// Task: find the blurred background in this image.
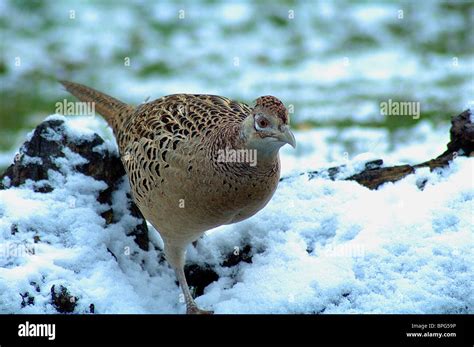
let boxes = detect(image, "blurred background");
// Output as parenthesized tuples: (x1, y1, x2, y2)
(0, 0, 473, 172)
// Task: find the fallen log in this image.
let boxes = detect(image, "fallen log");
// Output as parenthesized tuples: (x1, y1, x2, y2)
(0, 119, 150, 251)
(281, 109, 473, 189)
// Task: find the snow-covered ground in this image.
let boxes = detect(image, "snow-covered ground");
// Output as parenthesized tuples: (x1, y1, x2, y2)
(0, 0, 472, 314)
(0, 115, 472, 314)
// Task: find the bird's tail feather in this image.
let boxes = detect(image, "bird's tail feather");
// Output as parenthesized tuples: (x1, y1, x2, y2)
(59, 80, 133, 135)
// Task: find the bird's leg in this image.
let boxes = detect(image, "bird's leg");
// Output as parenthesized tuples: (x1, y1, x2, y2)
(174, 265, 213, 314)
(164, 241, 213, 314)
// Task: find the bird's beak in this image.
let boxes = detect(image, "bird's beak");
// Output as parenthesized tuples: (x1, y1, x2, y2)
(278, 126, 296, 148)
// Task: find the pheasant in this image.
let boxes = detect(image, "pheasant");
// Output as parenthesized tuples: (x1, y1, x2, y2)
(60, 81, 296, 314)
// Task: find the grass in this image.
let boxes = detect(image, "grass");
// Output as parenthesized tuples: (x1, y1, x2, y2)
(1, 0, 472, 157)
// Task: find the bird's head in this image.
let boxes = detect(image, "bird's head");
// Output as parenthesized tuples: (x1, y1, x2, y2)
(241, 96, 296, 155)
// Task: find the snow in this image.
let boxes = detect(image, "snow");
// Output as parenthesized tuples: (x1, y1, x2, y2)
(0, 116, 472, 314)
(194, 156, 473, 314)
(0, 0, 471, 314)
(0, 150, 18, 172)
(278, 120, 450, 177)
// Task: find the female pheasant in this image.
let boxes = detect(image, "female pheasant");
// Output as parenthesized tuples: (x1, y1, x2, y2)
(60, 81, 296, 314)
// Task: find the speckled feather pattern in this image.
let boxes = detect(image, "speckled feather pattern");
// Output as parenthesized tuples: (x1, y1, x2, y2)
(255, 95, 289, 124)
(118, 94, 280, 242)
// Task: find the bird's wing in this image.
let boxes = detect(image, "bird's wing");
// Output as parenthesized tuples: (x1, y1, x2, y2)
(118, 94, 251, 204)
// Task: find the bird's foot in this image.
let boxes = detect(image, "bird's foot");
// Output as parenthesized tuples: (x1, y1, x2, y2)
(186, 305, 214, 314)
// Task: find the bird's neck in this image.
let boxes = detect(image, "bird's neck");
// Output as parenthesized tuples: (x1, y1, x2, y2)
(212, 124, 278, 171)
(235, 127, 280, 169)
(250, 144, 280, 167)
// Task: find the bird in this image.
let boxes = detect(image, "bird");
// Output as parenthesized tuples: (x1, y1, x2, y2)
(59, 81, 296, 314)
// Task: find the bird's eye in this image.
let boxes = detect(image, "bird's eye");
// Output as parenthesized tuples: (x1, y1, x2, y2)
(257, 118, 269, 129)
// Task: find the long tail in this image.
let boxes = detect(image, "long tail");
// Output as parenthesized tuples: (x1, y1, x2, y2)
(59, 80, 134, 135)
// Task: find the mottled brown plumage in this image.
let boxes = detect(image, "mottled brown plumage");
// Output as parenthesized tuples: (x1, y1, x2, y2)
(60, 80, 296, 314)
(255, 95, 289, 124)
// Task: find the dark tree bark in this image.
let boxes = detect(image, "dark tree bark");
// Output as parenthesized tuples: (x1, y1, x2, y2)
(281, 109, 473, 189)
(0, 119, 149, 251)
